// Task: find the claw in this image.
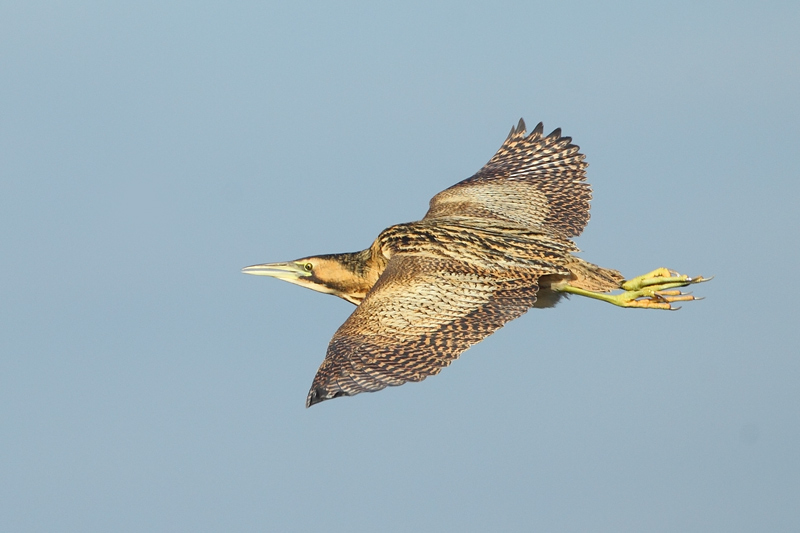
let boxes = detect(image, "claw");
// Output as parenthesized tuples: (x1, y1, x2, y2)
(557, 267, 710, 310)
(619, 270, 709, 309)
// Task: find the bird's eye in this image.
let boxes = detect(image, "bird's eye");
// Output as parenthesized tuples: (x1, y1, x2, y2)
(304, 262, 313, 272)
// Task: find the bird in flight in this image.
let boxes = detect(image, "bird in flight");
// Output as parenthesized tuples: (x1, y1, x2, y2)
(243, 119, 709, 407)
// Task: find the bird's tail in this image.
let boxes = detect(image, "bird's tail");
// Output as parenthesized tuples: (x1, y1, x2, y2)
(564, 256, 624, 292)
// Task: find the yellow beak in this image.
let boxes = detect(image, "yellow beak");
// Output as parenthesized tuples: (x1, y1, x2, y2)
(241, 262, 311, 280)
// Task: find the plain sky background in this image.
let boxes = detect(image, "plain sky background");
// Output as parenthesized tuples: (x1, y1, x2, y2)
(2, 1, 799, 531)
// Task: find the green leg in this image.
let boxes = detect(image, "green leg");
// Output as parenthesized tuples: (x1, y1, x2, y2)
(556, 268, 711, 310)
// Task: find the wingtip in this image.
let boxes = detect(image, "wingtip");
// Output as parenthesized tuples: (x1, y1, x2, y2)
(305, 386, 346, 408)
(523, 121, 545, 140)
(507, 118, 527, 140)
(306, 387, 323, 408)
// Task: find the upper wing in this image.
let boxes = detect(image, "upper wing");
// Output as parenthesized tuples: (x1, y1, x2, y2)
(424, 119, 591, 238)
(305, 255, 540, 406)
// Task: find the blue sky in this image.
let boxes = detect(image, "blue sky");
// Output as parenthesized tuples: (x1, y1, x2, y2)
(2, 2, 799, 531)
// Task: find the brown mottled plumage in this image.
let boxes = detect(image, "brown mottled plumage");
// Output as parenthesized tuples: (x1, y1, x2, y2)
(243, 119, 708, 407)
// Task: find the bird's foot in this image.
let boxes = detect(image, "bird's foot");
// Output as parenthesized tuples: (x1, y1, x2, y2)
(613, 268, 711, 310)
(556, 268, 711, 310)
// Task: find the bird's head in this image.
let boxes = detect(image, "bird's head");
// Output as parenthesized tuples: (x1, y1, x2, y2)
(242, 252, 376, 305)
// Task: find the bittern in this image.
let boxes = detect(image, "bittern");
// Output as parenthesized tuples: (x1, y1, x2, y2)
(244, 119, 709, 407)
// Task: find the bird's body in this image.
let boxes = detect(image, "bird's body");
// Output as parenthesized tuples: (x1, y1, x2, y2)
(244, 119, 708, 407)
